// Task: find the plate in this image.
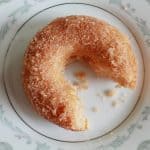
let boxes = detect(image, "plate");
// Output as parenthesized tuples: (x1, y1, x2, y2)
(0, 0, 150, 150)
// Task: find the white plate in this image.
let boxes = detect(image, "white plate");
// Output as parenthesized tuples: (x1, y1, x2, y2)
(0, 0, 150, 150)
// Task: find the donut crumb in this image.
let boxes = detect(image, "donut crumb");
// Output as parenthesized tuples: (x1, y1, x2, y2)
(91, 106, 99, 112)
(81, 79, 88, 89)
(73, 71, 88, 90)
(112, 101, 117, 107)
(104, 89, 116, 97)
(74, 71, 86, 80)
(73, 80, 88, 90)
(112, 100, 121, 107)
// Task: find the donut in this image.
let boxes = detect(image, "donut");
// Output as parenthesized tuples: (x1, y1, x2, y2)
(22, 16, 137, 131)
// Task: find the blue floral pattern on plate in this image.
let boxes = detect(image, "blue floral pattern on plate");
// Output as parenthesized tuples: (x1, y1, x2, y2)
(0, 0, 150, 149)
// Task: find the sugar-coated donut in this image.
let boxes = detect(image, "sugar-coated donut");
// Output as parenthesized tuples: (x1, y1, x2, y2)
(22, 16, 137, 131)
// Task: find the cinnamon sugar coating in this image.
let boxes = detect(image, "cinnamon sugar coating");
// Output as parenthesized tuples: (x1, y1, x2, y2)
(22, 16, 137, 131)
